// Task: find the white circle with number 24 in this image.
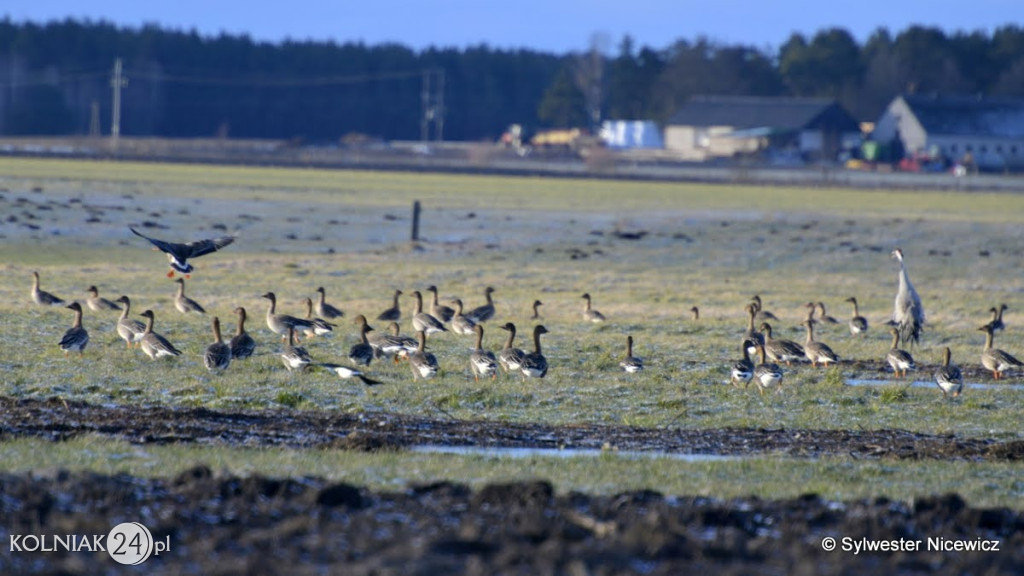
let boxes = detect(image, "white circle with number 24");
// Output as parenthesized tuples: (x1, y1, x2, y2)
(107, 522, 154, 565)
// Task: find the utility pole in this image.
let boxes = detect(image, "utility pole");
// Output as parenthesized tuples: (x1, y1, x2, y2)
(88, 100, 100, 137)
(420, 69, 431, 142)
(420, 68, 445, 142)
(110, 58, 127, 147)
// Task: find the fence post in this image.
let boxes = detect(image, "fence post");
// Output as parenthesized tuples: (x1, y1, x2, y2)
(411, 200, 421, 242)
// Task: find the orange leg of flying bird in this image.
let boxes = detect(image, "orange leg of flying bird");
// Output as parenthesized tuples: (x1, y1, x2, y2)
(185, 274, 191, 279)
(167, 270, 175, 278)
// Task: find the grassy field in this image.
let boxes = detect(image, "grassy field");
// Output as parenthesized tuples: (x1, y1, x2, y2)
(2, 157, 1024, 506)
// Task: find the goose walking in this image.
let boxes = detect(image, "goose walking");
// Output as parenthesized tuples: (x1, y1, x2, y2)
(58, 302, 89, 358)
(802, 320, 839, 368)
(752, 344, 784, 396)
(411, 291, 447, 335)
(935, 347, 963, 398)
(497, 322, 527, 374)
(320, 363, 381, 385)
(465, 286, 496, 324)
(314, 286, 345, 320)
(619, 335, 644, 373)
(173, 278, 206, 314)
(845, 297, 868, 336)
(85, 285, 120, 311)
(31, 271, 65, 306)
(450, 298, 478, 336)
(581, 293, 606, 323)
(138, 310, 182, 359)
(425, 285, 455, 323)
(348, 315, 375, 367)
(408, 330, 439, 380)
(280, 327, 311, 372)
(203, 316, 232, 372)
(302, 297, 336, 339)
(891, 248, 924, 347)
(262, 292, 314, 342)
(759, 322, 804, 366)
(114, 296, 146, 349)
(731, 340, 755, 387)
(885, 327, 916, 379)
(130, 227, 235, 278)
(230, 306, 257, 360)
(979, 323, 1024, 380)
(520, 325, 550, 378)
(377, 289, 402, 322)
(470, 324, 498, 381)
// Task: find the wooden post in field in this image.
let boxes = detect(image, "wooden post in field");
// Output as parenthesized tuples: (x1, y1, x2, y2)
(411, 200, 421, 242)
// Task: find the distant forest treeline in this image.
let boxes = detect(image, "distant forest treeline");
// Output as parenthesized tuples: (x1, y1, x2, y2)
(2, 19, 1024, 141)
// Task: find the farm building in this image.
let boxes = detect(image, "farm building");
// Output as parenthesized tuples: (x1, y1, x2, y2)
(663, 95, 861, 163)
(873, 94, 1024, 171)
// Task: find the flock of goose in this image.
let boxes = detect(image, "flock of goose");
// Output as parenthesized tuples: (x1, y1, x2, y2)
(29, 229, 1024, 398)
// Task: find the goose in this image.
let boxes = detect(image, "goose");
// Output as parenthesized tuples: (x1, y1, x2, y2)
(803, 302, 818, 325)
(425, 285, 455, 323)
(935, 347, 963, 398)
(31, 271, 65, 306)
(138, 310, 182, 359)
(377, 289, 402, 322)
(497, 322, 527, 374)
(302, 297, 336, 339)
(752, 344, 784, 396)
(348, 315, 375, 367)
(280, 326, 311, 372)
(983, 304, 1008, 333)
(845, 297, 868, 336)
(114, 296, 146, 349)
(314, 287, 345, 320)
(581, 293, 606, 323)
(411, 291, 447, 335)
(203, 316, 231, 372)
(891, 248, 924, 347)
(408, 330, 439, 380)
(801, 320, 839, 367)
(450, 298, 478, 336)
(690, 306, 700, 321)
(470, 324, 498, 381)
(320, 363, 381, 385)
(465, 286, 496, 324)
(520, 325, 549, 378)
(731, 340, 755, 387)
(85, 285, 121, 311)
(816, 302, 840, 325)
(262, 292, 314, 342)
(173, 278, 206, 314)
(368, 321, 417, 363)
(743, 303, 765, 355)
(58, 302, 89, 358)
(759, 322, 804, 366)
(750, 295, 779, 324)
(619, 335, 644, 373)
(530, 300, 544, 320)
(229, 306, 257, 360)
(978, 323, 1024, 380)
(885, 327, 916, 379)
(130, 227, 235, 278)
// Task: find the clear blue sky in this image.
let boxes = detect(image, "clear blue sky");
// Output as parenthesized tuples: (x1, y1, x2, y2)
(3, 0, 1020, 54)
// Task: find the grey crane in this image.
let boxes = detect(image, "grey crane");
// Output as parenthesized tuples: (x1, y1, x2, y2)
(891, 248, 924, 348)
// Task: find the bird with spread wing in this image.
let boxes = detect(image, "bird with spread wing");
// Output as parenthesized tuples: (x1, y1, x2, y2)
(130, 227, 235, 277)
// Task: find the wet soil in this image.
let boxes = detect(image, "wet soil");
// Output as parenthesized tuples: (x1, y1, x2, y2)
(2, 397, 1023, 462)
(1, 468, 1022, 575)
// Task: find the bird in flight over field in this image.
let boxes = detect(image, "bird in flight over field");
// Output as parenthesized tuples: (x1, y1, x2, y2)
(130, 227, 236, 277)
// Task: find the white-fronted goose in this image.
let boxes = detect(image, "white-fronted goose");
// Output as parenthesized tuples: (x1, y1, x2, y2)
(411, 291, 447, 335)
(426, 285, 455, 323)
(497, 322, 526, 374)
(450, 298, 478, 336)
(368, 321, 417, 363)
(466, 286, 496, 324)
(750, 295, 779, 324)
(816, 302, 840, 325)
(891, 248, 924, 347)
(139, 310, 182, 359)
(619, 335, 644, 373)
(85, 285, 120, 311)
(731, 340, 755, 387)
(280, 327, 311, 372)
(531, 300, 544, 320)
(760, 322, 804, 366)
(802, 320, 839, 368)
(885, 327, 915, 379)
(130, 227, 235, 278)
(979, 323, 1024, 380)
(230, 306, 257, 360)
(174, 278, 206, 314)
(377, 289, 402, 322)
(743, 303, 765, 355)
(262, 292, 314, 341)
(114, 295, 146, 349)
(983, 304, 1008, 333)
(520, 325, 549, 378)
(752, 344, 784, 396)
(348, 315, 375, 367)
(31, 271, 65, 306)
(314, 286, 345, 320)
(302, 297, 336, 338)
(690, 306, 700, 321)
(320, 363, 381, 385)
(935, 347, 963, 397)
(845, 297, 868, 336)
(470, 324, 498, 381)
(204, 316, 231, 372)
(581, 293, 606, 323)
(408, 330, 439, 380)
(58, 302, 89, 358)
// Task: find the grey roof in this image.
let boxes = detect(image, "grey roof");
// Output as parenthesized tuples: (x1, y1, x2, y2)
(668, 95, 859, 132)
(902, 94, 1024, 139)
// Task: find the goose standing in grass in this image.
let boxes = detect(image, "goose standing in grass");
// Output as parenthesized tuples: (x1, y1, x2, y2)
(983, 304, 1008, 333)
(935, 347, 963, 398)
(368, 321, 417, 363)
(891, 248, 924, 347)
(885, 327, 916, 379)
(743, 304, 765, 355)
(466, 286, 497, 324)
(731, 340, 755, 387)
(130, 227, 235, 278)
(816, 302, 840, 325)
(498, 322, 527, 374)
(85, 285, 120, 311)
(302, 297, 336, 339)
(450, 299, 478, 335)
(280, 327, 311, 372)
(619, 335, 644, 373)
(114, 296, 146, 349)
(262, 292, 313, 342)
(173, 278, 206, 314)
(411, 291, 447, 335)
(520, 325, 550, 378)
(138, 310, 182, 359)
(802, 320, 839, 368)
(425, 285, 455, 323)
(314, 287, 345, 320)
(470, 324, 498, 381)
(58, 302, 89, 358)
(348, 315, 375, 367)
(752, 344, 784, 396)
(377, 289, 403, 322)
(581, 293, 606, 323)
(31, 271, 65, 306)
(750, 295, 779, 324)
(759, 322, 804, 366)
(408, 330, 439, 380)
(229, 307, 256, 360)
(320, 363, 381, 385)
(978, 323, 1024, 380)
(203, 316, 232, 372)
(530, 300, 544, 320)
(690, 306, 700, 321)
(845, 297, 868, 336)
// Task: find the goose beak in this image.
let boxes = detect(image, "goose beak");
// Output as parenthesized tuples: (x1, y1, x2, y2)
(166, 270, 175, 278)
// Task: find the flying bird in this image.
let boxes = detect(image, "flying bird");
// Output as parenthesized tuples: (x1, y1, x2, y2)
(890, 248, 924, 348)
(130, 227, 235, 278)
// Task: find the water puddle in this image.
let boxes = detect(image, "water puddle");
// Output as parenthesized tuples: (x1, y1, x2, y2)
(410, 445, 738, 462)
(846, 379, 1024, 391)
